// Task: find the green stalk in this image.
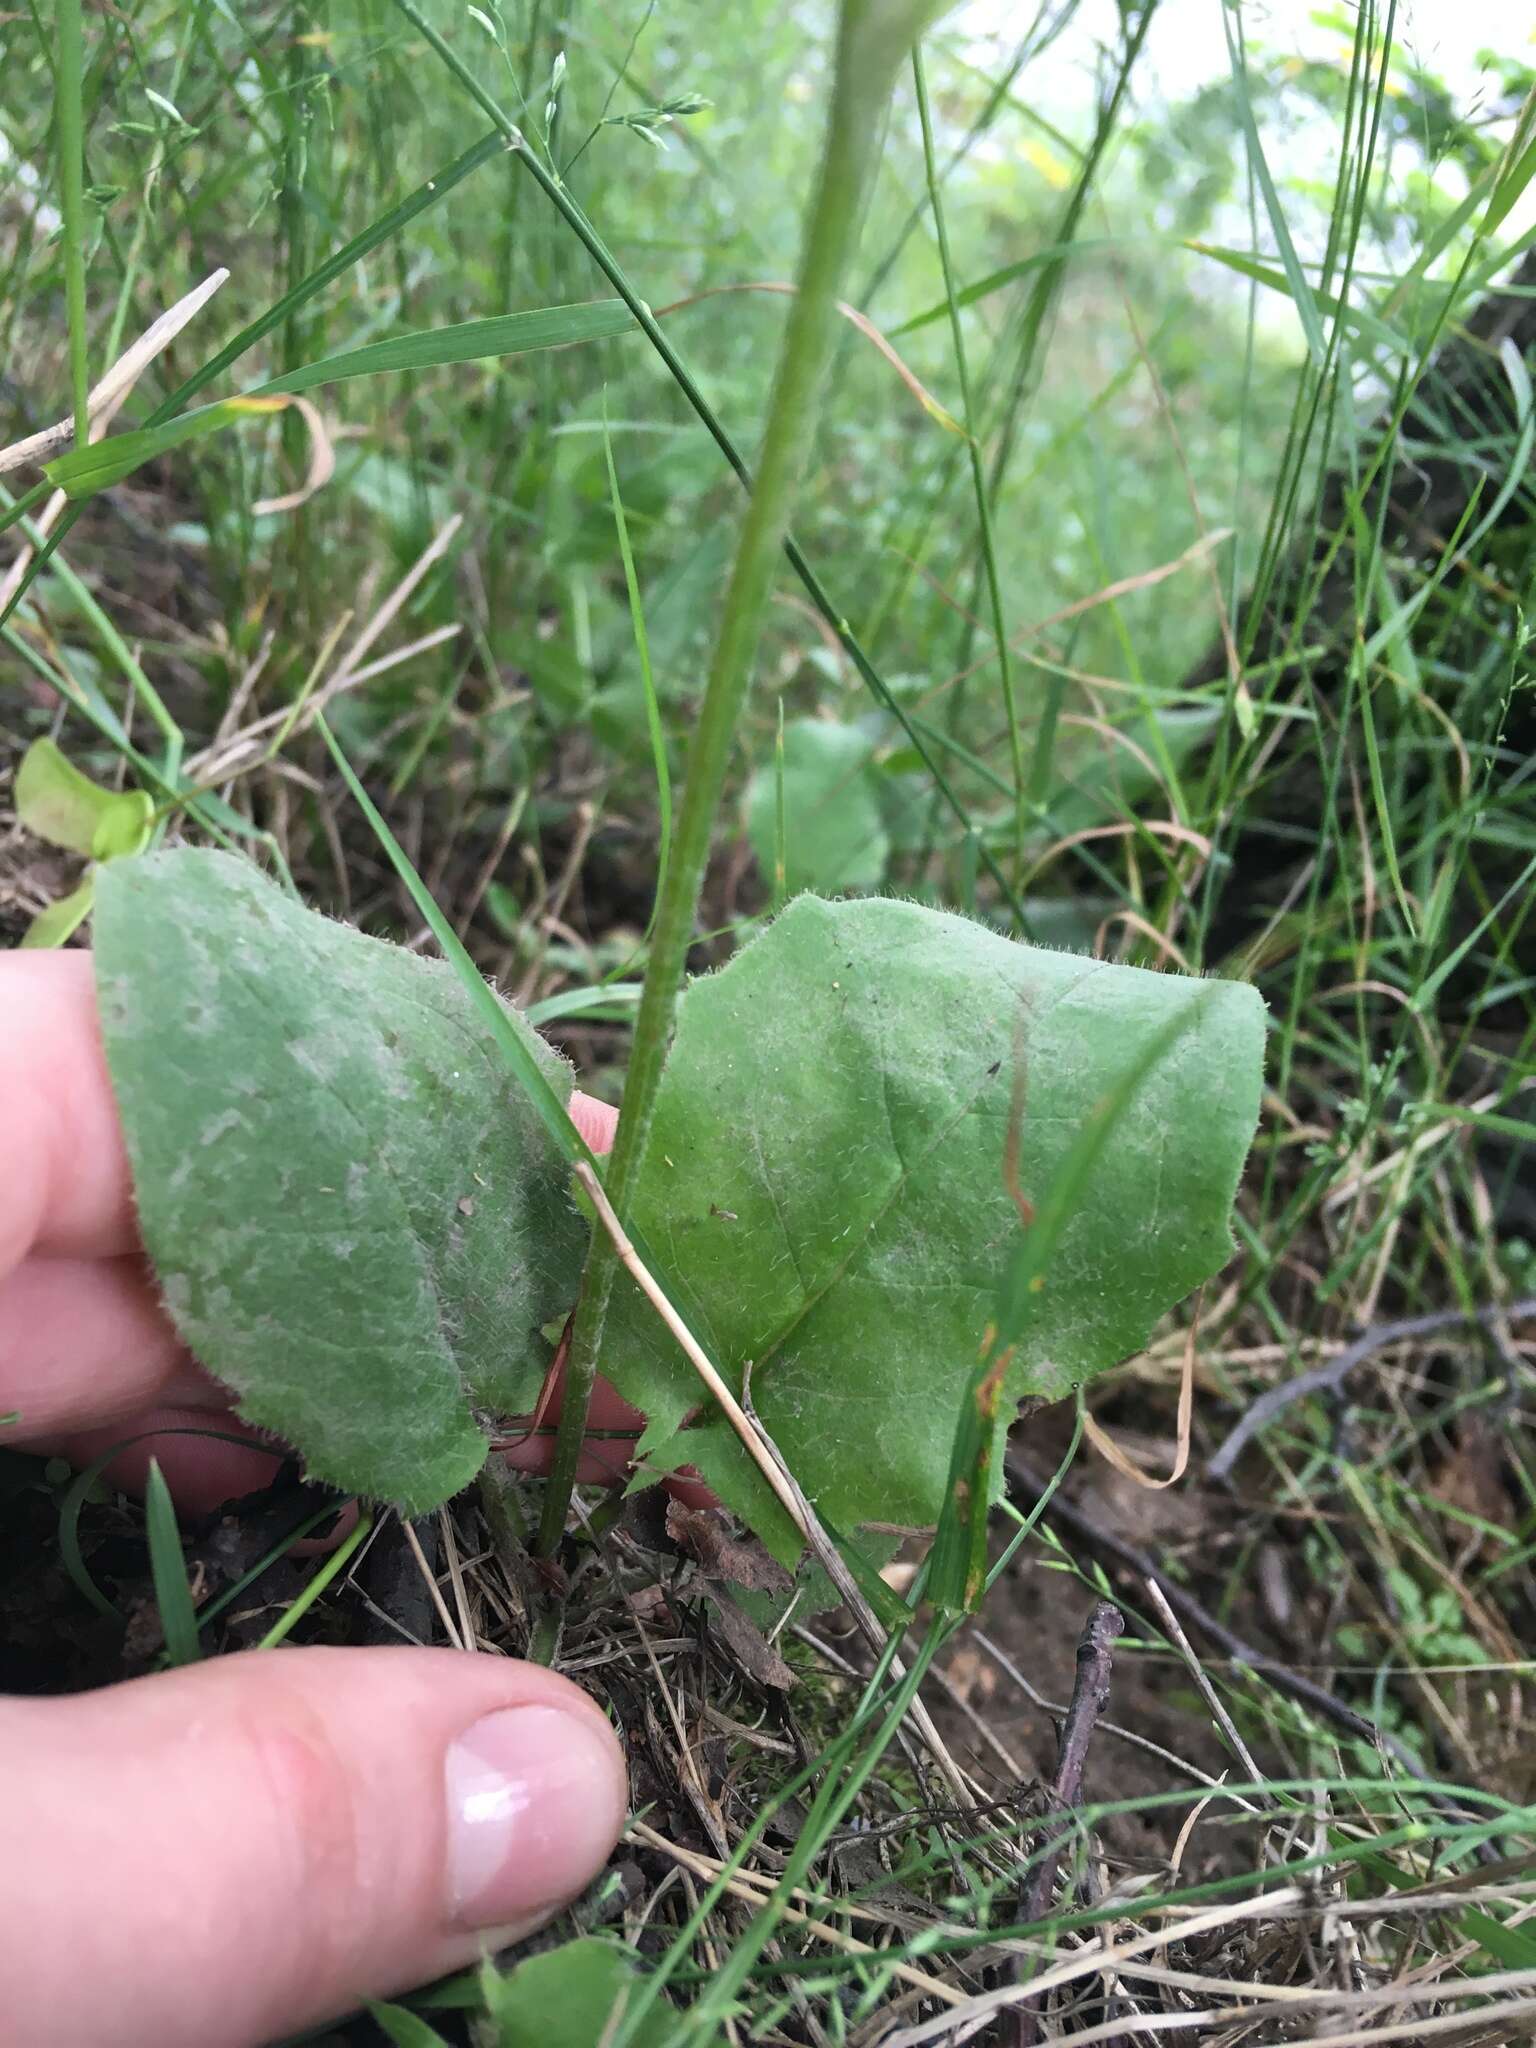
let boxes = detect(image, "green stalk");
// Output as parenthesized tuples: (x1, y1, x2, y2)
(911, 42, 1025, 877)
(536, 0, 942, 1553)
(56, 0, 90, 448)
(603, 407, 671, 932)
(0, 477, 51, 540)
(254, 1508, 374, 1651)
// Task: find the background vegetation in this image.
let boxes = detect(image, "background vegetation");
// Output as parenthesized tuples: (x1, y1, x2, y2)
(3, 0, 1536, 2041)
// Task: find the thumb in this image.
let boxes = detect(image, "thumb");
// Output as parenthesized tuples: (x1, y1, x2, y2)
(2, 1645, 628, 2048)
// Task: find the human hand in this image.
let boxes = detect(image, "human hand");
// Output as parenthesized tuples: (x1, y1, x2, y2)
(1, 951, 629, 2047)
(4, 949, 643, 1506)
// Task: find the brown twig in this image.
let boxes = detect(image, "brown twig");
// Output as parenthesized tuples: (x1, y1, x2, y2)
(1009, 1599, 1123, 2046)
(1206, 1296, 1536, 1482)
(0, 267, 229, 478)
(1021, 1599, 1123, 1925)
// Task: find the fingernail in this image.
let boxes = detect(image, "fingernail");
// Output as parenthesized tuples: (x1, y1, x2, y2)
(445, 1704, 625, 1928)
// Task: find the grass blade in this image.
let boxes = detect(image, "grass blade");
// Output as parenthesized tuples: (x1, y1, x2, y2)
(927, 988, 1216, 1614)
(45, 396, 284, 500)
(525, 982, 644, 1026)
(254, 301, 635, 396)
(1219, 4, 1327, 369)
(55, 1426, 261, 1620)
(367, 2004, 455, 2048)
(912, 41, 1024, 875)
(772, 698, 787, 911)
(1484, 78, 1536, 237)
(144, 129, 512, 426)
(602, 406, 671, 932)
(254, 1509, 374, 1651)
(1184, 240, 1408, 355)
(143, 1457, 201, 1666)
(890, 233, 1126, 336)
(48, 305, 637, 501)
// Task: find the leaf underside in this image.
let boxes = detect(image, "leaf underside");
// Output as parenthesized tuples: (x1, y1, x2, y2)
(93, 850, 586, 1513)
(603, 894, 1265, 1558)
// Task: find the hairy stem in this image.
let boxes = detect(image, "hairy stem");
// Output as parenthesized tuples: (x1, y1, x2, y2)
(538, 0, 941, 1552)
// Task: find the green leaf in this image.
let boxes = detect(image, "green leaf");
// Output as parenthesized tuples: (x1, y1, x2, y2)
(92, 791, 154, 860)
(20, 876, 96, 950)
(143, 1458, 202, 1666)
(1461, 1907, 1536, 1971)
(251, 300, 636, 396)
(92, 849, 588, 1514)
(15, 736, 150, 859)
(477, 1939, 699, 2048)
(16, 736, 105, 853)
(43, 397, 283, 500)
(45, 302, 636, 500)
(744, 720, 890, 895)
(14, 739, 148, 948)
(605, 895, 1264, 1558)
(367, 2002, 455, 2048)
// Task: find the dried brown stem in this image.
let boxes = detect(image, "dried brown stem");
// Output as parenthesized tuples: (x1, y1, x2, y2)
(1008, 1599, 1123, 2046)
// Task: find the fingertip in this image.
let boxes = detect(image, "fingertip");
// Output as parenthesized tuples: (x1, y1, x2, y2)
(569, 1090, 618, 1155)
(445, 1699, 627, 1929)
(0, 1254, 198, 1441)
(1, 1646, 628, 2046)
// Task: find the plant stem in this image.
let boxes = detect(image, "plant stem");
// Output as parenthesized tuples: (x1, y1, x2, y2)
(536, 0, 939, 1553)
(911, 42, 1025, 879)
(56, 0, 91, 449)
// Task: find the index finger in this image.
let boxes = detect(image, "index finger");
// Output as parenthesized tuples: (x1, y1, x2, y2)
(0, 950, 622, 1276)
(0, 950, 138, 1274)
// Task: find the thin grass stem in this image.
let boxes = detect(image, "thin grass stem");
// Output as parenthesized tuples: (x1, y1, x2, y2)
(912, 42, 1025, 879)
(55, 0, 90, 448)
